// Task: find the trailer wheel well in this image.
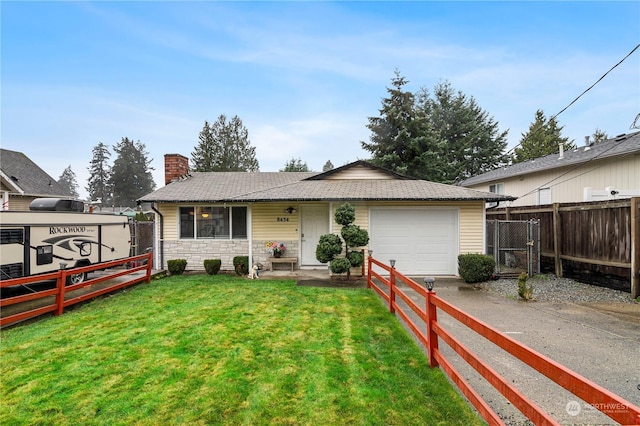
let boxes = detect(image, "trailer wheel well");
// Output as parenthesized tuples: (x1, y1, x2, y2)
(73, 259, 91, 268)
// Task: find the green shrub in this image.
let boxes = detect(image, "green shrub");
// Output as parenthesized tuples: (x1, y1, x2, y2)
(233, 256, 249, 276)
(330, 257, 352, 274)
(517, 272, 534, 301)
(204, 259, 222, 275)
(458, 254, 495, 283)
(316, 234, 343, 263)
(167, 259, 187, 275)
(347, 250, 364, 267)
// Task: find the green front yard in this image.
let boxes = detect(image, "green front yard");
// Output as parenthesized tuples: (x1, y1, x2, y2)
(1, 275, 483, 425)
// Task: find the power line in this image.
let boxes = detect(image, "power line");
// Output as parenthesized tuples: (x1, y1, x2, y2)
(506, 43, 640, 157)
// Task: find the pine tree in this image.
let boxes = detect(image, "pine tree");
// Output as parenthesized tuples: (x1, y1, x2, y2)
(280, 157, 310, 172)
(322, 160, 334, 172)
(191, 115, 259, 172)
(86, 142, 112, 205)
(512, 110, 575, 163)
(58, 165, 80, 198)
(109, 138, 155, 207)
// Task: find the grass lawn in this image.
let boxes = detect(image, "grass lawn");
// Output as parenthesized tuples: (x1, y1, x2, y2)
(1, 275, 484, 425)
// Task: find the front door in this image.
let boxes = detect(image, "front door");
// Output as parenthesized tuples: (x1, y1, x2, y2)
(300, 205, 329, 266)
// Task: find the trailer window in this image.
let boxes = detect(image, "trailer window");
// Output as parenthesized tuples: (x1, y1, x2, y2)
(36, 245, 53, 265)
(1, 228, 24, 244)
(179, 206, 247, 240)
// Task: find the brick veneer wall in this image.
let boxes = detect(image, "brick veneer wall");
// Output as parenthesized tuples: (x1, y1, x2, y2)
(252, 240, 298, 266)
(164, 240, 250, 271)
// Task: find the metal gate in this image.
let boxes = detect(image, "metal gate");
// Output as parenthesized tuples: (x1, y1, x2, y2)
(486, 219, 540, 277)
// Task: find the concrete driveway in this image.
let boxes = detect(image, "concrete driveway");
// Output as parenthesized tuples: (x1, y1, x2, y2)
(396, 277, 640, 425)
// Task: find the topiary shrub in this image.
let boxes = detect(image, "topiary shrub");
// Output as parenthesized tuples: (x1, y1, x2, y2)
(517, 272, 534, 301)
(167, 259, 187, 275)
(316, 203, 369, 280)
(204, 259, 222, 275)
(233, 256, 249, 276)
(458, 254, 495, 283)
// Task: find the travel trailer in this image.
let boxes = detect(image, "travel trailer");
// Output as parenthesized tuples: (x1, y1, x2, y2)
(1, 198, 132, 284)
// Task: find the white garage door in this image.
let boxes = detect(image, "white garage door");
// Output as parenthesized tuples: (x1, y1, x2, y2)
(369, 208, 458, 275)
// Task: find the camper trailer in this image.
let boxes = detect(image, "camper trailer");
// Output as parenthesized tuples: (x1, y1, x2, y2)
(0, 198, 132, 284)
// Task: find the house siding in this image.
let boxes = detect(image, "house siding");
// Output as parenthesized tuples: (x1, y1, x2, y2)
(156, 200, 486, 272)
(467, 155, 640, 207)
(324, 165, 393, 180)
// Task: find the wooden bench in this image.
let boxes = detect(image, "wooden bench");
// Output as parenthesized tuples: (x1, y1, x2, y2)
(268, 257, 297, 271)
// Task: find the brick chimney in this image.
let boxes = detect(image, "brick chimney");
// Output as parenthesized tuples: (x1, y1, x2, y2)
(164, 154, 189, 185)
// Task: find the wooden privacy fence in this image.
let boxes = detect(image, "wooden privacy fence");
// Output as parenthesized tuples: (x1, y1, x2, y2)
(0, 252, 153, 328)
(487, 197, 640, 298)
(366, 256, 640, 426)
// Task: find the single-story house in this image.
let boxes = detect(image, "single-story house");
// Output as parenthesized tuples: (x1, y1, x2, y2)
(459, 131, 640, 207)
(0, 148, 72, 211)
(138, 154, 516, 276)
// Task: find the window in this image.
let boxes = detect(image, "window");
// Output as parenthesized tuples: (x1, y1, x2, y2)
(489, 183, 504, 195)
(179, 206, 247, 239)
(538, 187, 552, 205)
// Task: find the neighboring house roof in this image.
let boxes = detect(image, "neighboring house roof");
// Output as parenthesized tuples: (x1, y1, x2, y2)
(459, 131, 640, 186)
(139, 160, 516, 203)
(0, 148, 70, 197)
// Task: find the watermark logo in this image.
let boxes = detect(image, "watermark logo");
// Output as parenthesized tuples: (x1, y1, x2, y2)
(566, 399, 631, 417)
(566, 400, 581, 416)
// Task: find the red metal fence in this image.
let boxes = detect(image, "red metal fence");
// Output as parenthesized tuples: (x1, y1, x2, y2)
(367, 256, 640, 426)
(0, 252, 153, 328)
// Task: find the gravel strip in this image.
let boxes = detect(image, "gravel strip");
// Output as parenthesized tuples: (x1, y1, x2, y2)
(479, 274, 637, 304)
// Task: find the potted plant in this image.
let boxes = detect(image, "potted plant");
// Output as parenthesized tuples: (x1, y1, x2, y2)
(266, 241, 286, 258)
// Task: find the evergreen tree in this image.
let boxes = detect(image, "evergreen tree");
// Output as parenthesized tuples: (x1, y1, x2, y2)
(361, 71, 437, 178)
(191, 115, 259, 172)
(425, 81, 508, 183)
(58, 165, 80, 198)
(512, 110, 575, 163)
(322, 160, 334, 172)
(362, 72, 507, 183)
(591, 128, 609, 144)
(86, 142, 112, 205)
(109, 137, 155, 207)
(280, 157, 310, 172)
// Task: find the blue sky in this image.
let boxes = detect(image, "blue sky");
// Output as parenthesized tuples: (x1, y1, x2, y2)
(2, 1, 639, 199)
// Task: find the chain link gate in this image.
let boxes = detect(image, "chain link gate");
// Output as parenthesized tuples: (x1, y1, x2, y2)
(486, 219, 541, 277)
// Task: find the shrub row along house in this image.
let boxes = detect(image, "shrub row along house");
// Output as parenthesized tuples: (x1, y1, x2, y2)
(139, 155, 514, 275)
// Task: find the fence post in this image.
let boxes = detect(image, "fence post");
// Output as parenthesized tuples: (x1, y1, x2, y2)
(424, 277, 439, 368)
(389, 259, 396, 313)
(145, 251, 153, 283)
(553, 202, 563, 277)
(366, 250, 372, 289)
(631, 197, 639, 299)
(55, 263, 68, 316)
